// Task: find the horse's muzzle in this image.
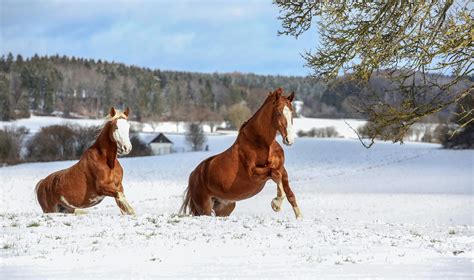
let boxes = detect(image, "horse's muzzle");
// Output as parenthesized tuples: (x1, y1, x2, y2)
(283, 136, 293, 146)
(118, 145, 132, 155)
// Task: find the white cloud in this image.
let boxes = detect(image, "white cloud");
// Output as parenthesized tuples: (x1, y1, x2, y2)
(1, 0, 316, 75)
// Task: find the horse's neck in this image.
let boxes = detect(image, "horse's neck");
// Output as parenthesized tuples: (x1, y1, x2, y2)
(240, 101, 276, 148)
(92, 122, 117, 168)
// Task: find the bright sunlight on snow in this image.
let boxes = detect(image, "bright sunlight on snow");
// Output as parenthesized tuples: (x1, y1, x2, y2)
(1, 135, 472, 278)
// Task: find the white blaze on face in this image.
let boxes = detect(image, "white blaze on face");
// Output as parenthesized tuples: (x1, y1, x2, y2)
(283, 105, 294, 145)
(113, 119, 132, 155)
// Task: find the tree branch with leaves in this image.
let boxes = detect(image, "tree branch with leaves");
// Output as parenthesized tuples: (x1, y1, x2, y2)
(276, 0, 473, 147)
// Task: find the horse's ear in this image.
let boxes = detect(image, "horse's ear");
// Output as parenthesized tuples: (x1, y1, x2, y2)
(275, 88, 283, 96)
(287, 92, 295, 102)
(274, 88, 282, 102)
(109, 107, 116, 117)
(124, 107, 130, 117)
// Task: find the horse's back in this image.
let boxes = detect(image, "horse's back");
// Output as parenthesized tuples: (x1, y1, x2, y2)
(38, 168, 69, 193)
(39, 160, 89, 196)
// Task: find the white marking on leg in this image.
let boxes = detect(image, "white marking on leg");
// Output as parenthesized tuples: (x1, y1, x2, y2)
(277, 181, 286, 200)
(60, 196, 77, 209)
(88, 195, 104, 206)
(117, 192, 135, 215)
(271, 181, 286, 212)
(293, 206, 303, 219)
(74, 209, 88, 215)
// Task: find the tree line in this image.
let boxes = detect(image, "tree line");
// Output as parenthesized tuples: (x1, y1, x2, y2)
(1, 53, 467, 129)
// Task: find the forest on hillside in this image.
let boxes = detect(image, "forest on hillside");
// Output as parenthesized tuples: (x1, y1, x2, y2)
(0, 53, 461, 126)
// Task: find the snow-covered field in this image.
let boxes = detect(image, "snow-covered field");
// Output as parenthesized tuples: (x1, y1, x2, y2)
(1, 135, 472, 279)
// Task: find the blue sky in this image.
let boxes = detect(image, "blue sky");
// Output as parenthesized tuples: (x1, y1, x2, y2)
(0, 0, 317, 76)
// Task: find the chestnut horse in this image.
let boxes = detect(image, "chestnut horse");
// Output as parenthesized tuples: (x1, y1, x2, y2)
(35, 107, 135, 215)
(180, 88, 302, 219)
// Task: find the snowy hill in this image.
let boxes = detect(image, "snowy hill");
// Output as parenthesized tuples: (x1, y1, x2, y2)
(1, 137, 472, 278)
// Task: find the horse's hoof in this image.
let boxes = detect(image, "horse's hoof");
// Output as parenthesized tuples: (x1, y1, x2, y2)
(293, 206, 303, 219)
(74, 209, 87, 215)
(271, 198, 281, 212)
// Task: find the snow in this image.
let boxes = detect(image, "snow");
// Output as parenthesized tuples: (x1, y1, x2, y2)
(1, 135, 473, 278)
(0, 115, 105, 134)
(293, 117, 367, 139)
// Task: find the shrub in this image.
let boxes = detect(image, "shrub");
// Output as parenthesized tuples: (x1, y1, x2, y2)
(186, 123, 207, 151)
(441, 124, 474, 149)
(0, 126, 28, 165)
(433, 123, 450, 144)
(297, 130, 307, 137)
(297, 126, 339, 138)
(227, 102, 252, 129)
(73, 125, 100, 157)
(27, 125, 76, 162)
(125, 134, 152, 157)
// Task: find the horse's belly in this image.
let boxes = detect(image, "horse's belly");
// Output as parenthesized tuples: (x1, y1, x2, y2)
(218, 179, 268, 201)
(60, 193, 105, 209)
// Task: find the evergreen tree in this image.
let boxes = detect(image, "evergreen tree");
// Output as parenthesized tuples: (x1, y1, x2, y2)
(102, 78, 113, 115)
(0, 74, 12, 120)
(4, 53, 14, 73)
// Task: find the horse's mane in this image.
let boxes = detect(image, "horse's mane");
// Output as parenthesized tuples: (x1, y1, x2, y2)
(238, 88, 284, 131)
(89, 109, 129, 142)
(104, 110, 128, 123)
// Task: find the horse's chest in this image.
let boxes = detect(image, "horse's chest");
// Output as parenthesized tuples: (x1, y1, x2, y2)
(100, 168, 122, 184)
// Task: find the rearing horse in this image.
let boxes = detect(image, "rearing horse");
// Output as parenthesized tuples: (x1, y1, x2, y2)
(35, 107, 135, 215)
(180, 88, 302, 219)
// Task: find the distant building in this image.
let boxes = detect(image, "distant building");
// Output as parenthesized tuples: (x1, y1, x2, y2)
(149, 133, 173, 155)
(293, 100, 304, 117)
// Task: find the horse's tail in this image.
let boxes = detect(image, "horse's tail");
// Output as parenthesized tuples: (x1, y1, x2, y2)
(35, 179, 46, 212)
(179, 186, 192, 215)
(179, 170, 203, 216)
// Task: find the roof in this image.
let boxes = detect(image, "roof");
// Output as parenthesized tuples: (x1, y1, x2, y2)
(150, 133, 173, 144)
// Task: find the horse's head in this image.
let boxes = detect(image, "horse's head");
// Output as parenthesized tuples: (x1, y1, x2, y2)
(107, 107, 132, 156)
(270, 88, 295, 146)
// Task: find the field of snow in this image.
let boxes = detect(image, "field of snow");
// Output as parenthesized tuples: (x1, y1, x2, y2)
(1, 135, 472, 278)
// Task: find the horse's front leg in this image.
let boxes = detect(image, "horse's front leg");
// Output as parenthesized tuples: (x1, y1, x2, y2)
(114, 185, 136, 215)
(271, 168, 302, 219)
(98, 181, 135, 215)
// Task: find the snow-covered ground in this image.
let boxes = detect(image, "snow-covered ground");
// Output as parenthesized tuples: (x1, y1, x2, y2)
(1, 136, 472, 278)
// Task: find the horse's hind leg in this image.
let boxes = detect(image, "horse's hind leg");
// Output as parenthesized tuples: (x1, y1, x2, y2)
(36, 182, 59, 213)
(213, 199, 236, 217)
(190, 192, 213, 216)
(282, 168, 302, 219)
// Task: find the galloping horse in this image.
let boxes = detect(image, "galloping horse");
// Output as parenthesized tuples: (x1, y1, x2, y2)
(35, 107, 135, 215)
(180, 88, 302, 219)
